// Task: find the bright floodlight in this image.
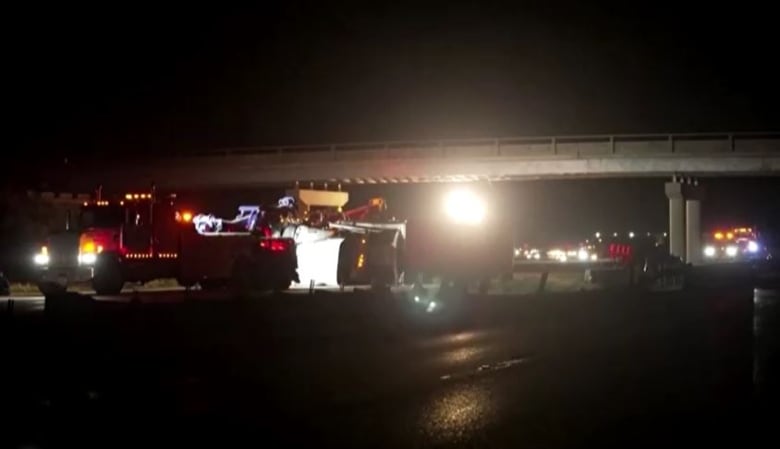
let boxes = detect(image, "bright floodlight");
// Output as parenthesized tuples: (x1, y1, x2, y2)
(444, 189, 485, 225)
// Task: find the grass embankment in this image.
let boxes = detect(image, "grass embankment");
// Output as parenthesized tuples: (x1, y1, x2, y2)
(8, 278, 181, 296)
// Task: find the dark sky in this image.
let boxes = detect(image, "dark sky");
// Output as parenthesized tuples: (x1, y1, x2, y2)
(8, 3, 779, 162)
(6, 3, 779, 242)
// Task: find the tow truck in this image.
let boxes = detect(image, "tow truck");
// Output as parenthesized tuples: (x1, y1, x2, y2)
(702, 227, 768, 261)
(33, 189, 297, 295)
(33, 184, 513, 299)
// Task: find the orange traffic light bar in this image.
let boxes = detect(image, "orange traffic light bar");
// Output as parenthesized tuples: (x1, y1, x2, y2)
(124, 193, 152, 200)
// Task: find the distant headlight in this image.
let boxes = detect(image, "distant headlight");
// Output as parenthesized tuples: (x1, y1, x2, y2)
(747, 241, 759, 253)
(725, 245, 738, 257)
(703, 246, 716, 257)
(78, 253, 97, 265)
(577, 249, 589, 261)
(33, 253, 50, 265)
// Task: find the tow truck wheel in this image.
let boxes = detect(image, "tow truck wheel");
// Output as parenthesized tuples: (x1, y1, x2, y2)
(93, 255, 124, 295)
(37, 281, 66, 297)
(272, 281, 291, 292)
(200, 279, 224, 291)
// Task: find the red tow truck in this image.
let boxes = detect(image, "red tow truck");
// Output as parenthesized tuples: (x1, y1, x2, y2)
(33, 189, 297, 295)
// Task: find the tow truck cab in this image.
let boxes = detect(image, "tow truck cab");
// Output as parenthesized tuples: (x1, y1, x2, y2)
(34, 192, 181, 294)
(34, 191, 299, 295)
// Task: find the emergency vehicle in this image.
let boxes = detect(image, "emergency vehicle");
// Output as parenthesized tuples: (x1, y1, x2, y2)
(702, 227, 766, 261)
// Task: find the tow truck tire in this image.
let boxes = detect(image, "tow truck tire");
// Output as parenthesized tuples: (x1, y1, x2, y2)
(37, 281, 66, 297)
(200, 279, 225, 291)
(272, 279, 292, 292)
(93, 255, 124, 295)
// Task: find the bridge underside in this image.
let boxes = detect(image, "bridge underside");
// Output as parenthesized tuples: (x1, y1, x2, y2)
(69, 133, 779, 190)
(92, 154, 780, 190)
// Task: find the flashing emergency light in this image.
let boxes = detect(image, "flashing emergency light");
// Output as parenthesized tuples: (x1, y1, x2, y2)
(714, 232, 724, 240)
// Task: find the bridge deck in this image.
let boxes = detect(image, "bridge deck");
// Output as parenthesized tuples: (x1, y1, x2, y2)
(77, 132, 780, 189)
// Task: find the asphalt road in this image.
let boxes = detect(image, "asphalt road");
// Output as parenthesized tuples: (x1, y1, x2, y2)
(2, 286, 777, 448)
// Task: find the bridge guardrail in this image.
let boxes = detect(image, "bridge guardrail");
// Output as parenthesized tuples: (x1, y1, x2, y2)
(176, 132, 780, 162)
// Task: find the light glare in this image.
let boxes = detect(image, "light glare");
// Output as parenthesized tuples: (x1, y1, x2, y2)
(444, 189, 485, 225)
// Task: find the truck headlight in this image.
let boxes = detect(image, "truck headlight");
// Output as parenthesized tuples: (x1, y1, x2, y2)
(747, 241, 759, 253)
(34, 245, 49, 265)
(725, 245, 738, 257)
(703, 246, 716, 257)
(78, 253, 97, 265)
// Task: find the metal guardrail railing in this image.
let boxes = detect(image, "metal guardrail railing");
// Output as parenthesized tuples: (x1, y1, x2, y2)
(180, 131, 780, 159)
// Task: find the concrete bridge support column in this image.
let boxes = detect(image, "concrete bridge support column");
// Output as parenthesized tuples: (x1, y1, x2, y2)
(684, 183, 705, 265)
(665, 181, 685, 260)
(686, 199, 702, 265)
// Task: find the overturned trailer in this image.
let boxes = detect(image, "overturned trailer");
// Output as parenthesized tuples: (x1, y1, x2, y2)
(270, 188, 406, 288)
(280, 185, 514, 292)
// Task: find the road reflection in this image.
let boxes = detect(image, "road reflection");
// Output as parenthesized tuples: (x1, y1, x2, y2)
(442, 345, 485, 364)
(420, 382, 495, 444)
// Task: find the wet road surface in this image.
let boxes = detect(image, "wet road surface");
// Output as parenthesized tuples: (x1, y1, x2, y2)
(2, 286, 776, 448)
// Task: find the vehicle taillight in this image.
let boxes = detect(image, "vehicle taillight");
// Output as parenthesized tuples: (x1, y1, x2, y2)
(260, 239, 289, 252)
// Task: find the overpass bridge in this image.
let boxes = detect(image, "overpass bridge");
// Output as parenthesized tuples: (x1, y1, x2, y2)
(48, 131, 779, 269)
(82, 132, 779, 190)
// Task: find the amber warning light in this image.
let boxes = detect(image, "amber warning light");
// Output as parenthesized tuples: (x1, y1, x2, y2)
(176, 211, 194, 223)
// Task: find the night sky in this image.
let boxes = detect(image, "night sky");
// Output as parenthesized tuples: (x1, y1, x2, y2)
(9, 3, 779, 159)
(6, 3, 780, 241)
